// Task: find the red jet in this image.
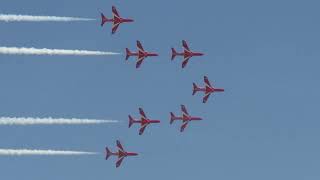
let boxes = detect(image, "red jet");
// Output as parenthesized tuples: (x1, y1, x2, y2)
(105, 140, 138, 168)
(129, 108, 161, 135)
(170, 105, 202, 132)
(171, 40, 204, 68)
(126, 41, 159, 68)
(193, 76, 224, 103)
(101, 6, 134, 34)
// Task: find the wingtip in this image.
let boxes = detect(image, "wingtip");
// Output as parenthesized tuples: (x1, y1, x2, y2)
(182, 63, 187, 68)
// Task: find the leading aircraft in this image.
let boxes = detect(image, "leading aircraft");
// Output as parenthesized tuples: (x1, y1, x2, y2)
(101, 6, 134, 34)
(171, 40, 204, 68)
(105, 140, 138, 168)
(126, 41, 159, 68)
(170, 105, 203, 132)
(193, 76, 224, 103)
(129, 108, 161, 135)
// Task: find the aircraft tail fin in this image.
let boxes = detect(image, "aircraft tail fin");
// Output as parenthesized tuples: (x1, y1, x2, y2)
(192, 83, 200, 95)
(101, 13, 108, 26)
(128, 115, 134, 128)
(170, 112, 176, 124)
(171, 48, 177, 61)
(125, 48, 132, 60)
(105, 147, 112, 160)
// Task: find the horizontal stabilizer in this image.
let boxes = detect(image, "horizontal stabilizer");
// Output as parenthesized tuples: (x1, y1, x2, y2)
(192, 83, 199, 95)
(128, 115, 134, 128)
(125, 48, 131, 60)
(105, 147, 112, 160)
(171, 48, 177, 60)
(170, 112, 176, 124)
(101, 13, 108, 26)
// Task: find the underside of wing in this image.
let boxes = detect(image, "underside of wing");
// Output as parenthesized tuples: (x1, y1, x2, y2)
(116, 157, 125, 168)
(112, 6, 120, 18)
(136, 57, 145, 68)
(203, 93, 211, 103)
(182, 57, 190, 68)
(181, 105, 189, 116)
(112, 23, 120, 34)
(180, 121, 189, 132)
(139, 125, 147, 135)
(139, 108, 147, 120)
(136, 41, 144, 52)
(204, 76, 212, 88)
(182, 40, 190, 51)
(116, 140, 124, 152)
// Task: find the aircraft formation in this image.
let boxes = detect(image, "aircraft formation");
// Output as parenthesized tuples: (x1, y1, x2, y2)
(101, 6, 225, 168)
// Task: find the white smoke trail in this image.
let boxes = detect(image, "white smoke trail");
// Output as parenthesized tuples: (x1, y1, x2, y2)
(0, 47, 119, 56)
(0, 117, 118, 125)
(0, 14, 95, 22)
(0, 149, 97, 156)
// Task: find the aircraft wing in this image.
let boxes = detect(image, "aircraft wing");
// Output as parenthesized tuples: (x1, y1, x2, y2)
(180, 121, 189, 132)
(139, 124, 147, 135)
(182, 40, 190, 51)
(112, 23, 120, 34)
(181, 105, 189, 116)
(182, 57, 190, 68)
(136, 41, 144, 52)
(116, 157, 125, 168)
(136, 56, 145, 68)
(112, 6, 120, 18)
(139, 108, 147, 120)
(116, 140, 124, 152)
(204, 76, 212, 88)
(203, 93, 211, 103)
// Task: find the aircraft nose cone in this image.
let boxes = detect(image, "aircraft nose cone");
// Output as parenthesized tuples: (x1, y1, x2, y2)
(151, 120, 161, 123)
(149, 53, 159, 57)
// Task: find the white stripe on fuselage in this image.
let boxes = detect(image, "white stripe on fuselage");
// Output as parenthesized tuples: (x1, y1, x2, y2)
(137, 55, 145, 62)
(141, 122, 148, 128)
(118, 148, 124, 153)
(113, 13, 120, 19)
(112, 21, 121, 28)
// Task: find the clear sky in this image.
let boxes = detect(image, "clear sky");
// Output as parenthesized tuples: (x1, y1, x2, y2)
(0, 0, 320, 179)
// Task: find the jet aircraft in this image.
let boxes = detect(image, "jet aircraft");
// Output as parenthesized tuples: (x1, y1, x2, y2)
(105, 140, 138, 168)
(126, 40, 158, 68)
(129, 108, 161, 135)
(170, 105, 203, 132)
(101, 6, 134, 34)
(193, 76, 224, 103)
(171, 40, 204, 68)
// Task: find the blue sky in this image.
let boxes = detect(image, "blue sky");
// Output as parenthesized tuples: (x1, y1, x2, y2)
(0, 0, 320, 179)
